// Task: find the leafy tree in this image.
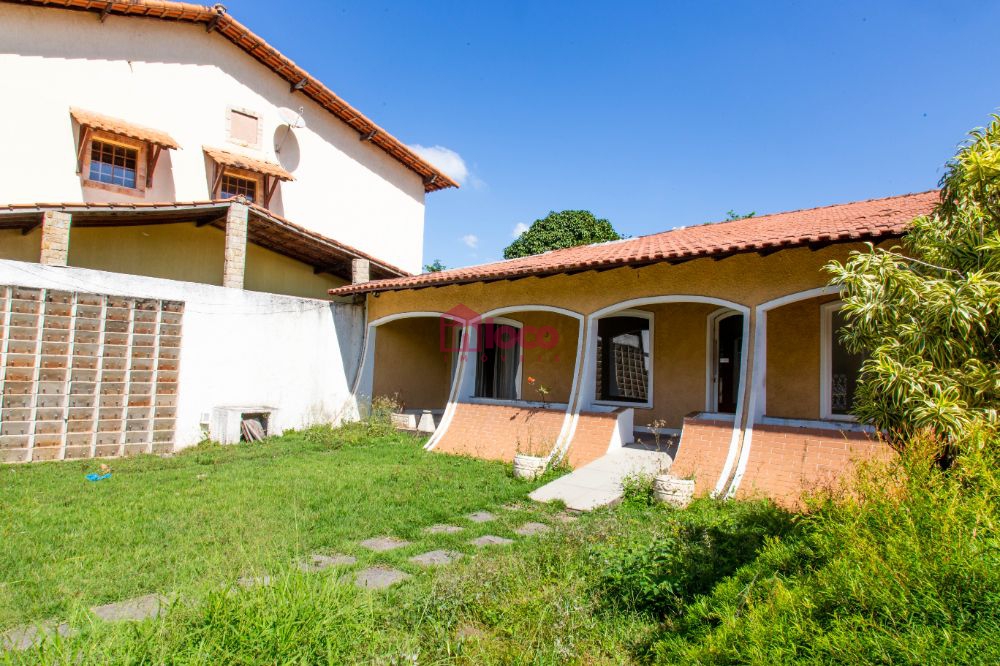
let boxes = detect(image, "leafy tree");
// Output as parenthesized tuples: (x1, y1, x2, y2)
(826, 115, 1000, 453)
(503, 210, 622, 259)
(725, 210, 756, 221)
(423, 259, 447, 273)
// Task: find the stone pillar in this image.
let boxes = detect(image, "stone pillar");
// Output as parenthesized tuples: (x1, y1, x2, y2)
(351, 258, 370, 284)
(222, 202, 249, 289)
(40, 211, 71, 266)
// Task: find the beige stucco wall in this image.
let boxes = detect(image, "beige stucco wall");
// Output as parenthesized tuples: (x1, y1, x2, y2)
(60, 223, 342, 299)
(69, 223, 226, 285)
(0, 228, 41, 262)
(366, 244, 866, 321)
(506, 311, 580, 404)
(372, 317, 451, 411)
(765, 294, 840, 420)
(244, 243, 346, 300)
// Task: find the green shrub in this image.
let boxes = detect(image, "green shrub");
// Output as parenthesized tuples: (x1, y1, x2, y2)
(591, 499, 796, 617)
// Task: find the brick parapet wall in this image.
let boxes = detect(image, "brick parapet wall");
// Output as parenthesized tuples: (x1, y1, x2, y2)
(434, 402, 566, 461)
(734, 422, 893, 507)
(669, 415, 735, 496)
(566, 410, 622, 468)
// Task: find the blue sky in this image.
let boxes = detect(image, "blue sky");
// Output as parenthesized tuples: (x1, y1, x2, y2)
(234, 0, 1000, 270)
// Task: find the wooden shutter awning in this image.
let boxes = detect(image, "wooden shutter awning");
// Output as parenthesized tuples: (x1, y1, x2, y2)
(203, 147, 294, 181)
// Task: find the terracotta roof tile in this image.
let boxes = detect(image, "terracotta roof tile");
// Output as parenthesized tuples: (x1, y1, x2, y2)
(70, 107, 179, 149)
(11, 0, 458, 192)
(330, 190, 940, 296)
(203, 147, 294, 181)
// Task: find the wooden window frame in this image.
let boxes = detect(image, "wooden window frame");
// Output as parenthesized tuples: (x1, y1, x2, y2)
(225, 106, 263, 149)
(212, 164, 264, 205)
(79, 129, 149, 195)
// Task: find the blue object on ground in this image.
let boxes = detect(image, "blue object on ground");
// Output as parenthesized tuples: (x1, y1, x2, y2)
(85, 473, 112, 482)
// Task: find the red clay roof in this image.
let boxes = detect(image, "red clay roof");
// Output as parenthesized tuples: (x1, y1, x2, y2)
(70, 107, 180, 149)
(204, 147, 294, 181)
(330, 190, 940, 296)
(9, 0, 458, 193)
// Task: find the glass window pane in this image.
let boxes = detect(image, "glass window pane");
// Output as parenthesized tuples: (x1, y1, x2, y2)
(596, 315, 650, 403)
(88, 140, 139, 189)
(830, 309, 864, 415)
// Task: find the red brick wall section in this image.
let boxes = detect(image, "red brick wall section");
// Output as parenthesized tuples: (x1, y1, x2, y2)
(434, 402, 566, 462)
(670, 416, 735, 496)
(734, 423, 894, 507)
(566, 410, 622, 468)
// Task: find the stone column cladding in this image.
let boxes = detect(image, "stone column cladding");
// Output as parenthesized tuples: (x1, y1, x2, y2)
(351, 258, 371, 284)
(222, 201, 249, 289)
(733, 422, 893, 507)
(669, 415, 736, 497)
(40, 211, 71, 266)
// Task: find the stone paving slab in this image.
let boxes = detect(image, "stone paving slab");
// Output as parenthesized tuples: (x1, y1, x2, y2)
(470, 535, 514, 547)
(298, 553, 357, 572)
(409, 550, 463, 567)
(2, 621, 76, 652)
(359, 536, 412, 552)
(424, 524, 464, 534)
(514, 522, 552, 536)
(90, 594, 166, 622)
(466, 511, 497, 523)
(530, 447, 672, 511)
(354, 566, 410, 590)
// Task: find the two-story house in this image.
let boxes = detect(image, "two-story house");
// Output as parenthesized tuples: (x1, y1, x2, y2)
(0, 0, 456, 462)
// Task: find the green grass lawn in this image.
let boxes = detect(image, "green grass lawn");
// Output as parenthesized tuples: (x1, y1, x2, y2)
(0, 426, 555, 632)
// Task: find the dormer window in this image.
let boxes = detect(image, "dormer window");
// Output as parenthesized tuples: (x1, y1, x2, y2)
(219, 171, 259, 203)
(204, 146, 293, 209)
(71, 108, 179, 195)
(89, 139, 139, 189)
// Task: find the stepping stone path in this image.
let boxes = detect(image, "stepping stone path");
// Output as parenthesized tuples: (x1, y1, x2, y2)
(298, 554, 356, 572)
(470, 535, 514, 547)
(359, 536, 411, 552)
(466, 511, 496, 523)
(502, 502, 524, 511)
(1, 621, 76, 652)
(424, 524, 464, 534)
(409, 550, 462, 567)
(91, 594, 166, 622)
(514, 522, 551, 536)
(551, 511, 579, 523)
(355, 566, 410, 590)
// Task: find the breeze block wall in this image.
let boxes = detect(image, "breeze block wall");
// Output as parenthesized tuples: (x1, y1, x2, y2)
(734, 422, 893, 506)
(669, 414, 736, 496)
(434, 402, 566, 461)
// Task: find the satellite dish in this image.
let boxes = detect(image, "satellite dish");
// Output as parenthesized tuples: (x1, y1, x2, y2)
(275, 106, 305, 155)
(277, 106, 306, 129)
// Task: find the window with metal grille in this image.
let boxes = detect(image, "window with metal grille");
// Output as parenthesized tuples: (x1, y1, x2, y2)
(89, 140, 138, 188)
(219, 173, 257, 203)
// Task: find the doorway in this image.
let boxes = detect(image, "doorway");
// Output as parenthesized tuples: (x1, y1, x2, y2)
(711, 313, 744, 413)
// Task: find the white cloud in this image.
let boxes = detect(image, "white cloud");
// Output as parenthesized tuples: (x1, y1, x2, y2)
(409, 144, 469, 186)
(512, 222, 530, 238)
(462, 234, 479, 249)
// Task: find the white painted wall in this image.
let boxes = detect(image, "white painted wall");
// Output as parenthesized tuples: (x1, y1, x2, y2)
(0, 260, 366, 450)
(0, 4, 427, 273)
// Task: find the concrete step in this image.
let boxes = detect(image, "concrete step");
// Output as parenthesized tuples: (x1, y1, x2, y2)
(529, 446, 674, 511)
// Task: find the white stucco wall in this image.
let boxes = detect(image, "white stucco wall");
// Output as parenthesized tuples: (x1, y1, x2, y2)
(0, 4, 427, 273)
(0, 260, 366, 450)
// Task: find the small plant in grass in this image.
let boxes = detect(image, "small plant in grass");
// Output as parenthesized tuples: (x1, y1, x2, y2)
(621, 472, 657, 507)
(366, 394, 401, 437)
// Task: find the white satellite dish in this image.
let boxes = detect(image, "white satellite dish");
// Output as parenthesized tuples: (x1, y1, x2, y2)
(275, 106, 305, 154)
(277, 106, 306, 129)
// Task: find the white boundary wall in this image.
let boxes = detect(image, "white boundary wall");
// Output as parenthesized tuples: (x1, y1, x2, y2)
(0, 260, 365, 451)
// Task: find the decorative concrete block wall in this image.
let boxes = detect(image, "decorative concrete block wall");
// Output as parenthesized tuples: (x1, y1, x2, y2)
(0, 285, 181, 462)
